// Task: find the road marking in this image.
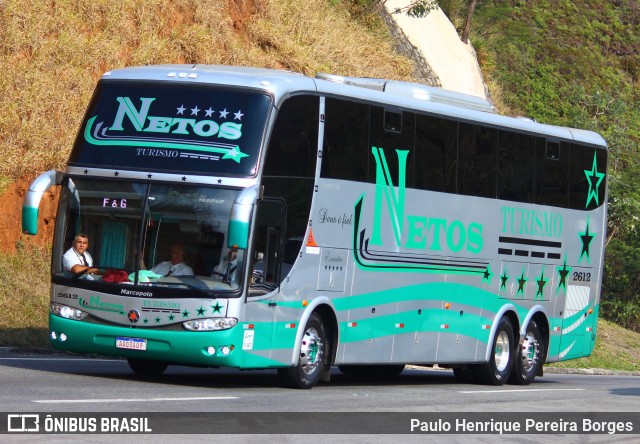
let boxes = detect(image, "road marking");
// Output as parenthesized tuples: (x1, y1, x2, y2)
(34, 396, 238, 403)
(460, 388, 585, 394)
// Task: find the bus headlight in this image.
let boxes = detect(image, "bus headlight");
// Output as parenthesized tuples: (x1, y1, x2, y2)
(51, 303, 88, 320)
(183, 318, 237, 331)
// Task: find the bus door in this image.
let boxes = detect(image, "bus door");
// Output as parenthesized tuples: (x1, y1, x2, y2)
(250, 198, 286, 289)
(246, 198, 286, 361)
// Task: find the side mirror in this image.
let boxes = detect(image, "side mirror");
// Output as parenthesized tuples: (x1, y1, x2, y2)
(22, 170, 62, 235)
(227, 185, 260, 249)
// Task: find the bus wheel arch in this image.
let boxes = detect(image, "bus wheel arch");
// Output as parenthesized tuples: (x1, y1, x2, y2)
(474, 314, 516, 385)
(278, 305, 336, 389)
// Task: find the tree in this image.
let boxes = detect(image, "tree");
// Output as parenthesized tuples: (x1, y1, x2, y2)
(460, 0, 477, 43)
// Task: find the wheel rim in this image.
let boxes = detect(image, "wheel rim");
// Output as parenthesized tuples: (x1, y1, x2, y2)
(494, 330, 511, 372)
(299, 327, 323, 376)
(521, 331, 539, 372)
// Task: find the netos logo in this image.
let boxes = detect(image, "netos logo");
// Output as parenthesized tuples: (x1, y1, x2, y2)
(110, 97, 243, 140)
(83, 97, 249, 162)
(368, 147, 483, 254)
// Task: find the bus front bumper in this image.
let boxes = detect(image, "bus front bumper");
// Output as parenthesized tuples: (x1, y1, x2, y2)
(48, 314, 282, 369)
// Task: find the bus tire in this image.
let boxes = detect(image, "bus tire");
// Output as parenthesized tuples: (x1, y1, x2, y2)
(278, 313, 328, 389)
(474, 317, 515, 385)
(338, 364, 405, 378)
(127, 358, 168, 377)
(509, 320, 544, 385)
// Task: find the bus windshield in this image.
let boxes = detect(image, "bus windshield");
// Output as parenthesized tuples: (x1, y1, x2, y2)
(68, 80, 272, 177)
(54, 177, 245, 295)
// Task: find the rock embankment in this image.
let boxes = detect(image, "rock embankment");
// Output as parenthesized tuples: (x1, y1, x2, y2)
(381, 1, 489, 100)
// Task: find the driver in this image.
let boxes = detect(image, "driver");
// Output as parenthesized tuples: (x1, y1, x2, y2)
(151, 243, 194, 276)
(63, 233, 100, 275)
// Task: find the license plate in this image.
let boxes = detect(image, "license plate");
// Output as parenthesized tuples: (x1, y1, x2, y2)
(115, 337, 147, 351)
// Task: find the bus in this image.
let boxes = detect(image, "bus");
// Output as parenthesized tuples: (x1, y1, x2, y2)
(23, 65, 608, 388)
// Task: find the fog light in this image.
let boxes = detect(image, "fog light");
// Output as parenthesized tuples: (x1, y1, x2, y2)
(50, 331, 57, 340)
(220, 345, 235, 355)
(206, 346, 216, 355)
(59, 333, 67, 342)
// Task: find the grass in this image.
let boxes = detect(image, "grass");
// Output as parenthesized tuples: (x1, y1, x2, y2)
(0, 244, 51, 348)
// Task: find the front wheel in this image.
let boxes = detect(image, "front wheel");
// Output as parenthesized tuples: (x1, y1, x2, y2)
(278, 313, 328, 389)
(127, 358, 168, 377)
(474, 317, 515, 385)
(509, 320, 545, 385)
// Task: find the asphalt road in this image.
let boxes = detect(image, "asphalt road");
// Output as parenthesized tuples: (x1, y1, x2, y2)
(1, 351, 639, 443)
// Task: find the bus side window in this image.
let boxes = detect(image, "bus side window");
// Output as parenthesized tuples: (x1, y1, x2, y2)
(321, 98, 369, 182)
(250, 199, 286, 293)
(458, 123, 497, 198)
(535, 140, 569, 207)
(497, 131, 535, 203)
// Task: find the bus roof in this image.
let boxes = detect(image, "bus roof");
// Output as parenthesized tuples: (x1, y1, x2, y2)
(101, 65, 607, 148)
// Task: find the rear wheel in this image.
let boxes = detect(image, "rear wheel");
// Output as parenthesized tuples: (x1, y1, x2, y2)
(509, 320, 544, 385)
(127, 358, 168, 377)
(278, 313, 328, 389)
(474, 317, 515, 385)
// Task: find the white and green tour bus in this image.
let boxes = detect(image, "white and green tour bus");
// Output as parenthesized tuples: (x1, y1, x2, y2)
(23, 65, 607, 388)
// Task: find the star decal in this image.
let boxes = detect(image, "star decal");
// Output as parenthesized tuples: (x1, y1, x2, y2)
(500, 269, 509, 292)
(143, 318, 149, 324)
(222, 146, 249, 162)
(182, 310, 190, 318)
(211, 302, 223, 314)
(147, 173, 153, 179)
(190, 105, 200, 116)
(182, 176, 187, 181)
(114, 171, 119, 177)
(234, 110, 244, 120)
(535, 268, 547, 300)
(482, 264, 492, 284)
(168, 314, 175, 321)
(517, 269, 527, 297)
(176, 105, 186, 115)
(205, 107, 215, 117)
(197, 306, 206, 316)
(579, 219, 595, 265)
(84, 169, 89, 174)
(556, 258, 571, 294)
(584, 152, 605, 208)
(219, 108, 229, 119)
(155, 317, 161, 324)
